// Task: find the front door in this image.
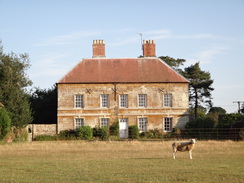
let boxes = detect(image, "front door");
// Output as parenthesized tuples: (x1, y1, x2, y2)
(119, 118, 128, 138)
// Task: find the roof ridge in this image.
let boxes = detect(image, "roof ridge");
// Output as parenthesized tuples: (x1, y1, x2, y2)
(57, 57, 189, 84)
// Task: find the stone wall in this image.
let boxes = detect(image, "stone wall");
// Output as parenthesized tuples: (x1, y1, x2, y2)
(57, 83, 189, 133)
(28, 124, 57, 141)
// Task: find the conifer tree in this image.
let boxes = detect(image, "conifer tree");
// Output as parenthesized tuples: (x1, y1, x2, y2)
(159, 56, 186, 73)
(182, 62, 214, 119)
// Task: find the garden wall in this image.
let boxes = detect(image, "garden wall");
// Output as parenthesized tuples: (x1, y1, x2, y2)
(28, 124, 57, 141)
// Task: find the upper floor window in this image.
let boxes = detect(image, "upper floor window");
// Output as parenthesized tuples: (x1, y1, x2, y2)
(163, 117, 173, 132)
(100, 94, 109, 108)
(119, 94, 128, 108)
(75, 118, 84, 129)
(138, 118, 147, 132)
(75, 94, 84, 108)
(164, 93, 172, 107)
(138, 94, 147, 108)
(100, 118, 109, 128)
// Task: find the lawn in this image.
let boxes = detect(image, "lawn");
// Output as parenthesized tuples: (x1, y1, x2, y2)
(0, 140, 243, 183)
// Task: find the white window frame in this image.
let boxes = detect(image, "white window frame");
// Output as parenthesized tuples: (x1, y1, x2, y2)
(163, 117, 173, 132)
(74, 118, 84, 129)
(138, 117, 147, 132)
(100, 118, 109, 128)
(75, 94, 84, 108)
(119, 94, 128, 108)
(164, 93, 172, 107)
(138, 94, 147, 108)
(100, 94, 109, 108)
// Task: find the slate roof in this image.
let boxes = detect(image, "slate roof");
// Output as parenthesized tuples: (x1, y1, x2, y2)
(58, 57, 188, 84)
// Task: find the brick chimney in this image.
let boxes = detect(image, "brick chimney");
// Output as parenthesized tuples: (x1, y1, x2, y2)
(143, 40, 156, 57)
(92, 40, 105, 58)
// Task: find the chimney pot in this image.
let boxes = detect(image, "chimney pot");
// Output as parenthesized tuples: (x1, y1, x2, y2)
(143, 40, 156, 57)
(92, 39, 105, 58)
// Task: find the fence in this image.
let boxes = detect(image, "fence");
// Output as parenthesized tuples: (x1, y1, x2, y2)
(168, 128, 244, 141)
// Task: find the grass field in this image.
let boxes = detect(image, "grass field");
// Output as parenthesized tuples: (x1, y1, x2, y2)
(0, 140, 243, 183)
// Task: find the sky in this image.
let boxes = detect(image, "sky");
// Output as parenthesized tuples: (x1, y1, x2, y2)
(0, 0, 244, 113)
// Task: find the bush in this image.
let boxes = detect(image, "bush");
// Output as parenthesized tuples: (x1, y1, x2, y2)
(58, 129, 77, 140)
(34, 135, 56, 141)
(0, 108, 11, 139)
(93, 127, 109, 140)
(76, 126, 93, 140)
(13, 127, 28, 142)
(140, 129, 162, 139)
(185, 117, 215, 128)
(218, 113, 244, 128)
(108, 135, 120, 141)
(3, 132, 15, 142)
(129, 125, 139, 139)
(100, 127, 109, 140)
(93, 127, 100, 138)
(109, 121, 119, 136)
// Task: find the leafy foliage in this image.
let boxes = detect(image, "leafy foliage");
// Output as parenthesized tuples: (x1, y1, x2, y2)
(0, 108, 11, 138)
(208, 107, 226, 114)
(128, 125, 139, 139)
(185, 117, 216, 129)
(159, 56, 186, 73)
(140, 129, 162, 139)
(58, 129, 77, 140)
(76, 126, 93, 140)
(217, 113, 244, 128)
(109, 120, 119, 136)
(182, 62, 214, 119)
(93, 127, 109, 140)
(34, 135, 56, 141)
(30, 85, 57, 124)
(0, 42, 32, 128)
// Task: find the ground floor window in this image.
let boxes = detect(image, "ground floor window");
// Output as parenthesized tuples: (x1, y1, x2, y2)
(164, 117, 173, 132)
(75, 118, 84, 129)
(100, 118, 109, 128)
(138, 118, 147, 132)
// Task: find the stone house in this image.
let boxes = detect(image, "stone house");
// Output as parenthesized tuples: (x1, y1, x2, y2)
(57, 40, 189, 138)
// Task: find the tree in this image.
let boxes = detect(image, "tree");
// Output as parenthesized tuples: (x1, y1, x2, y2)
(0, 108, 11, 138)
(159, 56, 186, 73)
(30, 85, 57, 124)
(182, 62, 214, 119)
(188, 105, 207, 119)
(208, 107, 226, 114)
(207, 106, 226, 126)
(0, 42, 32, 128)
(218, 113, 244, 128)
